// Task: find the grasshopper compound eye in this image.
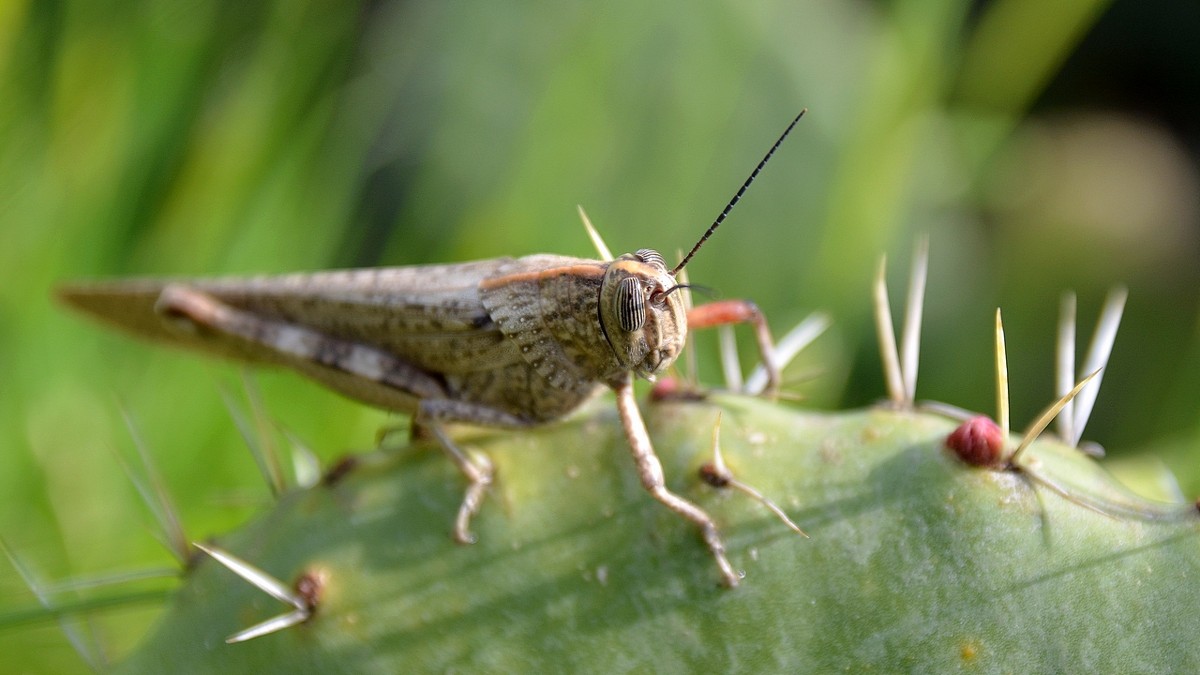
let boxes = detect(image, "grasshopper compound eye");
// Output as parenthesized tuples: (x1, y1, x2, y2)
(615, 277, 647, 332)
(635, 249, 667, 271)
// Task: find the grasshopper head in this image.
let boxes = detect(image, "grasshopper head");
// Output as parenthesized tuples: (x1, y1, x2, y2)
(599, 249, 688, 380)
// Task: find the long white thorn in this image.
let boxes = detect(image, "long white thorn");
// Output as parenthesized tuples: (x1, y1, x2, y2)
(226, 608, 311, 644)
(718, 325, 744, 392)
(1010, 368, 1102, 466)
(577, 205, 614, 261)
(1056, 292, 1077, 443)
(995, 309, 1010, 440)
(745, 312, 831, 395)
(900, 236, 929, 403)
(194, 543, 303, 609)
(193, 542, 312, 644)
(709, 412, 728, 475)
(873, 256, 905, 404)
(1070, 287, 1127, 446)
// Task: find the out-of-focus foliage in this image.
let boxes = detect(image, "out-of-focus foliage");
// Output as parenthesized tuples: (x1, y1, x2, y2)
(1, 0, 1197, 671)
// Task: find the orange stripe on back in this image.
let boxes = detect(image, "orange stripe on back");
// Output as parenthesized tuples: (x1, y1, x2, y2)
(479, 264, 606, 290)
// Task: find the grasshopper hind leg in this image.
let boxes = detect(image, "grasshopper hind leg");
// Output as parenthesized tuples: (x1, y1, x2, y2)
(151, 285, 519, 545)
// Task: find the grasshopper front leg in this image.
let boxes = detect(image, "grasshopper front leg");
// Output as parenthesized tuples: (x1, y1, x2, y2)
(613, 376, 739, 587)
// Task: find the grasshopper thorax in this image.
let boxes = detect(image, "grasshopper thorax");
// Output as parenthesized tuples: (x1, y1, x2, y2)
(599, 249, 687, 381)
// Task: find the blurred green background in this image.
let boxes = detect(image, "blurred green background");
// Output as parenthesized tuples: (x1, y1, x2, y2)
(2, 0, 1198, 671)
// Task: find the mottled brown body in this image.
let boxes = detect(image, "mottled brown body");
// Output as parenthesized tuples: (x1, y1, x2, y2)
(59, 253, 679, 424)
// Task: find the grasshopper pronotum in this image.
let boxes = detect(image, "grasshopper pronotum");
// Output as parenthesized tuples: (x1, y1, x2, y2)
(58, 111, 806, 587)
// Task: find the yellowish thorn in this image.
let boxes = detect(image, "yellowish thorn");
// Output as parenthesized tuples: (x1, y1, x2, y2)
(994, 309, 1010, 439)
(1009, 368, 1102, 467)
(577, 205, 614, 261)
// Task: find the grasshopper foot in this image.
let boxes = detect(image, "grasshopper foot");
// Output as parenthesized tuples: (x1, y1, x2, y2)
(649, 485, 740, 587)
(452, 453, 494, 545)
(422, 420, 495, 544)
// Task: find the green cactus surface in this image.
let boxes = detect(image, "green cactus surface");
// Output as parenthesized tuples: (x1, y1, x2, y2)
(116, 393, 1200, 673)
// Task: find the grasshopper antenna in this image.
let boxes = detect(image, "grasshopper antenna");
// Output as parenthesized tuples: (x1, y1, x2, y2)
(672, 109, 807, 275)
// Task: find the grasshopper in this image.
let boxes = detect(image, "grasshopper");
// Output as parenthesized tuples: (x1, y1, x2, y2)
(57, 111, 806, 587)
